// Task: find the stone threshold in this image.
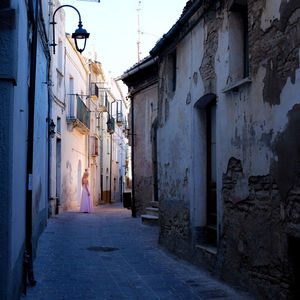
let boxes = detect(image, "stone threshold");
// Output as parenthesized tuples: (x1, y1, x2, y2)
(196, 244, 217, 255)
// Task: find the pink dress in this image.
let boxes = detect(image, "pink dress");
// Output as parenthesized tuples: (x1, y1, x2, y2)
(80, 181, 93, 213)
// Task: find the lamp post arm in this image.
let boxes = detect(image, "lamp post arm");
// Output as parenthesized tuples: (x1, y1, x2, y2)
(50, 5, 82, 54)
(52, 5, 82, 23)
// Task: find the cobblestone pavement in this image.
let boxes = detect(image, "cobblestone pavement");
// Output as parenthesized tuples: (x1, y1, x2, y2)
(23, 203, 250, 300)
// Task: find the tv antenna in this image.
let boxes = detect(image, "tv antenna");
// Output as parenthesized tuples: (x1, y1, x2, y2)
(137, 0, 142, 61)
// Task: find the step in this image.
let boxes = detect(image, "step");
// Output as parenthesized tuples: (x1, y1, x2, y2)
(149, 201, 159, 208)
(195, 244, 217, 255)
(141, 214, 159, 226)
(146, 207, 159, 217)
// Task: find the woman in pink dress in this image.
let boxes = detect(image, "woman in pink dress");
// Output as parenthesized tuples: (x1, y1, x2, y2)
(80, 172, 93, 213)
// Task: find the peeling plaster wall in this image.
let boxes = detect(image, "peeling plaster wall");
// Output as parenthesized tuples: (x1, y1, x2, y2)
(218, 0, 300, 298)
(156, 0, 300, 297)
(157, 19, 207, 255)
(133, 84, 158, 215)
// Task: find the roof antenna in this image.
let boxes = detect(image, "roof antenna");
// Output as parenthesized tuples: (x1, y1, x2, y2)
(137, 0, 141, 61)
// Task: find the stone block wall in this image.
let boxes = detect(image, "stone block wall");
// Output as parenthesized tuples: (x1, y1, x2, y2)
(159, 199, 191, 259)
(221, 155, 300, 299)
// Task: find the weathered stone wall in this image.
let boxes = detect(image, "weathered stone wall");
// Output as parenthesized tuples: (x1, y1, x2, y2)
(159, 199, 191, 258)
(221, 158, 289, 299)
(249, 0, 300, 107)
(153, 0, 300, 298)
(219, 1, 300, 298)
(221, 105, 300, 299)
(133, 84, 158, 215)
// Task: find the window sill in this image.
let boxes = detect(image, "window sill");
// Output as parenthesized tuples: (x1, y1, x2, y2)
(222, 77, 251, 93)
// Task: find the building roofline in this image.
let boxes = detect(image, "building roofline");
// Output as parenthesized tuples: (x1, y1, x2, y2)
(149, 0, 203, 57)
(117, 56, 158, 81)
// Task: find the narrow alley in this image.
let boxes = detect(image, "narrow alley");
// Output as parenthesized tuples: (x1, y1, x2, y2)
(23, 204, 247, 300)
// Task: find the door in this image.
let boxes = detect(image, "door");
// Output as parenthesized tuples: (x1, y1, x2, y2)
(56, 138, 61, 205)
(207, 103, 216, 227)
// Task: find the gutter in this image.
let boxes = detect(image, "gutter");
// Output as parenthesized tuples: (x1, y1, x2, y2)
(150, 0, 203, 57)
(118, 56, 158, 81)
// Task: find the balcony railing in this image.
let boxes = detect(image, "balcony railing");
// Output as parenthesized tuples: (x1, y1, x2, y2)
(107, 117, 115, 134)
(97, 90, 107, 112)
(66, 95, 90, 134)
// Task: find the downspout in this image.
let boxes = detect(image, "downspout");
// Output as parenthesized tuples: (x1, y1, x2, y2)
(109, 97, 116, 203)
(47, 0, 52, 215)
(88, 61, 91, 168)
(24, 0, 39, 293)
(130, 95, 136, 217)
(109, 134, 112, 203)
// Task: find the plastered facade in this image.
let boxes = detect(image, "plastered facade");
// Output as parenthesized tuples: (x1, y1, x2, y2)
(152, 0, 300, 298)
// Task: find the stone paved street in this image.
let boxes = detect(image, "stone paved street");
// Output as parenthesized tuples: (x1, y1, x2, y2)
(23, 203, 249, 300)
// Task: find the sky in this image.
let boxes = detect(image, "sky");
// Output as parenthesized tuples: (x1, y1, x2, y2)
(60, 0, 187, 78)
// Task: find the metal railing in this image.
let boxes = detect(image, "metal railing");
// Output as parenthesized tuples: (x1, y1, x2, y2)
(76, 95, 90, 129)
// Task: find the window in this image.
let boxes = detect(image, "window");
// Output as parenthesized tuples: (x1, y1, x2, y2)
(167, 50, 177, 92)
(105, 92, 109, 113)
(69, 77, 74, 115)
(229, 0, 249, 81)
(57, 117, 61, 134)
(57, 39, 63, 74)
(107, 138, 110, 154)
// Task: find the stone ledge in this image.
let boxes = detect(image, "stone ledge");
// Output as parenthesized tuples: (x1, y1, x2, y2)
(222, 77, 252, 93)
(141, 214, 159, 226)
(195, 244, 217, 255)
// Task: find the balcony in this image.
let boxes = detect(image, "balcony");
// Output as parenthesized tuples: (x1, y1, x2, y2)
(66, 95, 90, 134)
(107, 117, 115, 134)
(96, 90, 107, 113)
(116, 113, 123, 127)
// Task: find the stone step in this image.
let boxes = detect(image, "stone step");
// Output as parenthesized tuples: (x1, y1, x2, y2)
(149, 201, 159, 208)
(146, 207, 159, 217)
(141, 214, 159, 226)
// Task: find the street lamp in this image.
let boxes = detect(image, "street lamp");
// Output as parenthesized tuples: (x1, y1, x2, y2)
(50, 5, 90, 54)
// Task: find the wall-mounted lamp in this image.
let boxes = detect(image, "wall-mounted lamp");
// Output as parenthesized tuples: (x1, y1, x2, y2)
(50, 5, 90, 54)
(49, 119, 56, 138)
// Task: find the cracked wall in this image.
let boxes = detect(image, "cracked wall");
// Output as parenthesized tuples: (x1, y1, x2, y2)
(249, 0, 300, 106)
(155, 0, 300, 298)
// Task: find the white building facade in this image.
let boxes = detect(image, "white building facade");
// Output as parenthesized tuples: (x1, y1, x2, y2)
(0, 0, 50, 298)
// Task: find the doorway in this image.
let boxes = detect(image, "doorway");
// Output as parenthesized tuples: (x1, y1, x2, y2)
(206, 102, 217, 228)
(193, 93, 217, 246)
(56, 138, 61, 208)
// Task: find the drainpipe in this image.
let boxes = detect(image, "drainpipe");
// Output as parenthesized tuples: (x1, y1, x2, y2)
(24, 0, 39, 293)
(47, 0, 53, 215)
(109, 134, 112, 203)
(88, 61, 91, 168)
(130, 95, 136, 217)
(109, 97, 116, 203)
